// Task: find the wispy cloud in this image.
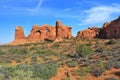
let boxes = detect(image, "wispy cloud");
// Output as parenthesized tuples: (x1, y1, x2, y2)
(82, 4, 120, 24)
(0, 0, 44, 15)
(26, 0, 44, 14)
(85, 1, 101, 6)
(64, 8, 72, 11)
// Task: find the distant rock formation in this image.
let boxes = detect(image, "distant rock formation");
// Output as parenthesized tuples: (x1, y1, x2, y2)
(77, 17, 120, 39)
(27, 24, 56, 42)
(15, 26, 25, 40)
(99, 17, 120, 39)
(77, 27, 100, 39)
(9, 21, 72, 45)
(55, 21, 72, 42)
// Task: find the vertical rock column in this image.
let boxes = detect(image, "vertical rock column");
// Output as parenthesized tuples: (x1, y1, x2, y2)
(15, 26, 25, 40)
(56, 20, 62, 39)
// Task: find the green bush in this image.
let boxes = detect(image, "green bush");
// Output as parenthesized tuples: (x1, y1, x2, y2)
(76, 44, 93, 57)
(106, 39, 116, 45)
(105, 77, 118, 80)
(30, 46, 36, 51)
(33, 62, 58, 79)
(0, 50, 4, 54)
(74, 67, 91, 76)
(66, 60, 78, 67)
(6, 62, 58, 80)
(35, 49, 56, 57)
(67, 53, 76, 58)
(96, 46, 105, 53)
(105, 62, 113, 70)
(0, 66, 9, 80)
(83, 61, 91, 67)
(12, 48, 29, 54)
(113, 61, 120, 69)
(91, 61, 105, 77)
(91, 67, 104, 77)
(52, 42, 60, 48)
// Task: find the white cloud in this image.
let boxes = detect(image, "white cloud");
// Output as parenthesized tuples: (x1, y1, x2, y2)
(82, 4, 120, 24)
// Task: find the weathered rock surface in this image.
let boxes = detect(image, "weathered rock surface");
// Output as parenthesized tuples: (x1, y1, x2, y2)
(27, 24, 56, 42)
(9, 21, 72, 45)
(77, 17, 120, 39)
(77, 27, 100, 39)
(55, 21, 72, 42)
(99, 17, 120, 39)
(15, 26, 25, 40)
(9, 26, 27, 45)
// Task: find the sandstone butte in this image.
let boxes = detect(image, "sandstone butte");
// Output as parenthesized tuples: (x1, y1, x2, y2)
(9, 17, 120, 45)
(77, 17, 120, 39)
(9, 21, 72, 45)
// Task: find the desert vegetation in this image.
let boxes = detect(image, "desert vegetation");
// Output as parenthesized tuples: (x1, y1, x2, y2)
(0, 38, 120, 80)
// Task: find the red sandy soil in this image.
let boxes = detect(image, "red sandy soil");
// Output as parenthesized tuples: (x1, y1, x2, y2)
(51, 66, 79, 80)
(51, 67, 120, 80)
(84, 68, 120, 80)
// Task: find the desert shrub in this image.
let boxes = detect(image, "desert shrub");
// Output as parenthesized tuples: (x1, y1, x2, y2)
(117, 58, 120, 61)
(76, 44, 93, 57)
(0, 50, 4, 54)
(0, 66, 9, 80)
(20, 43, 32, 46)
(105, 62, 113, 70)
(74, 67, 91, 76)
(96, 46, 105, 53)
(66, 60, 78, 67)
(52, 42, 60, 48)
(30, 46, 36, 51)
(44, 39, 53, 43)
(33, 62, 58, 79)
(91, 67, 104, 77)
(67, 53, 76, 58)
(35, 49, 57, 58)
(106, 39, 116, 45)
(6, 62, 58, 80)
(113, 61, 120, 69)
(63, 76, 72, 80)
(105, 77, 118, 80)
(12, 48, 29, 54)
(83, 61, 91, 67)
(91, 61, 105, 77)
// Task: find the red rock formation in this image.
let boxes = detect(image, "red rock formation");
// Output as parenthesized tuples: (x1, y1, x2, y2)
(9, 21, 72, 45)
(15, 26, 25, 40)
(8, 26, 27, 45)
(27, 24, 56, 42)
(77, 27, 100, 39)
(55, 21, 72, 42)
(77, 17, 120, 39)
(100, 17, 120, 39)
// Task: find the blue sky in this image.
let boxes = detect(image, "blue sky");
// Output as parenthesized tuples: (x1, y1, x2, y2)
(0, 0, 120, 44)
